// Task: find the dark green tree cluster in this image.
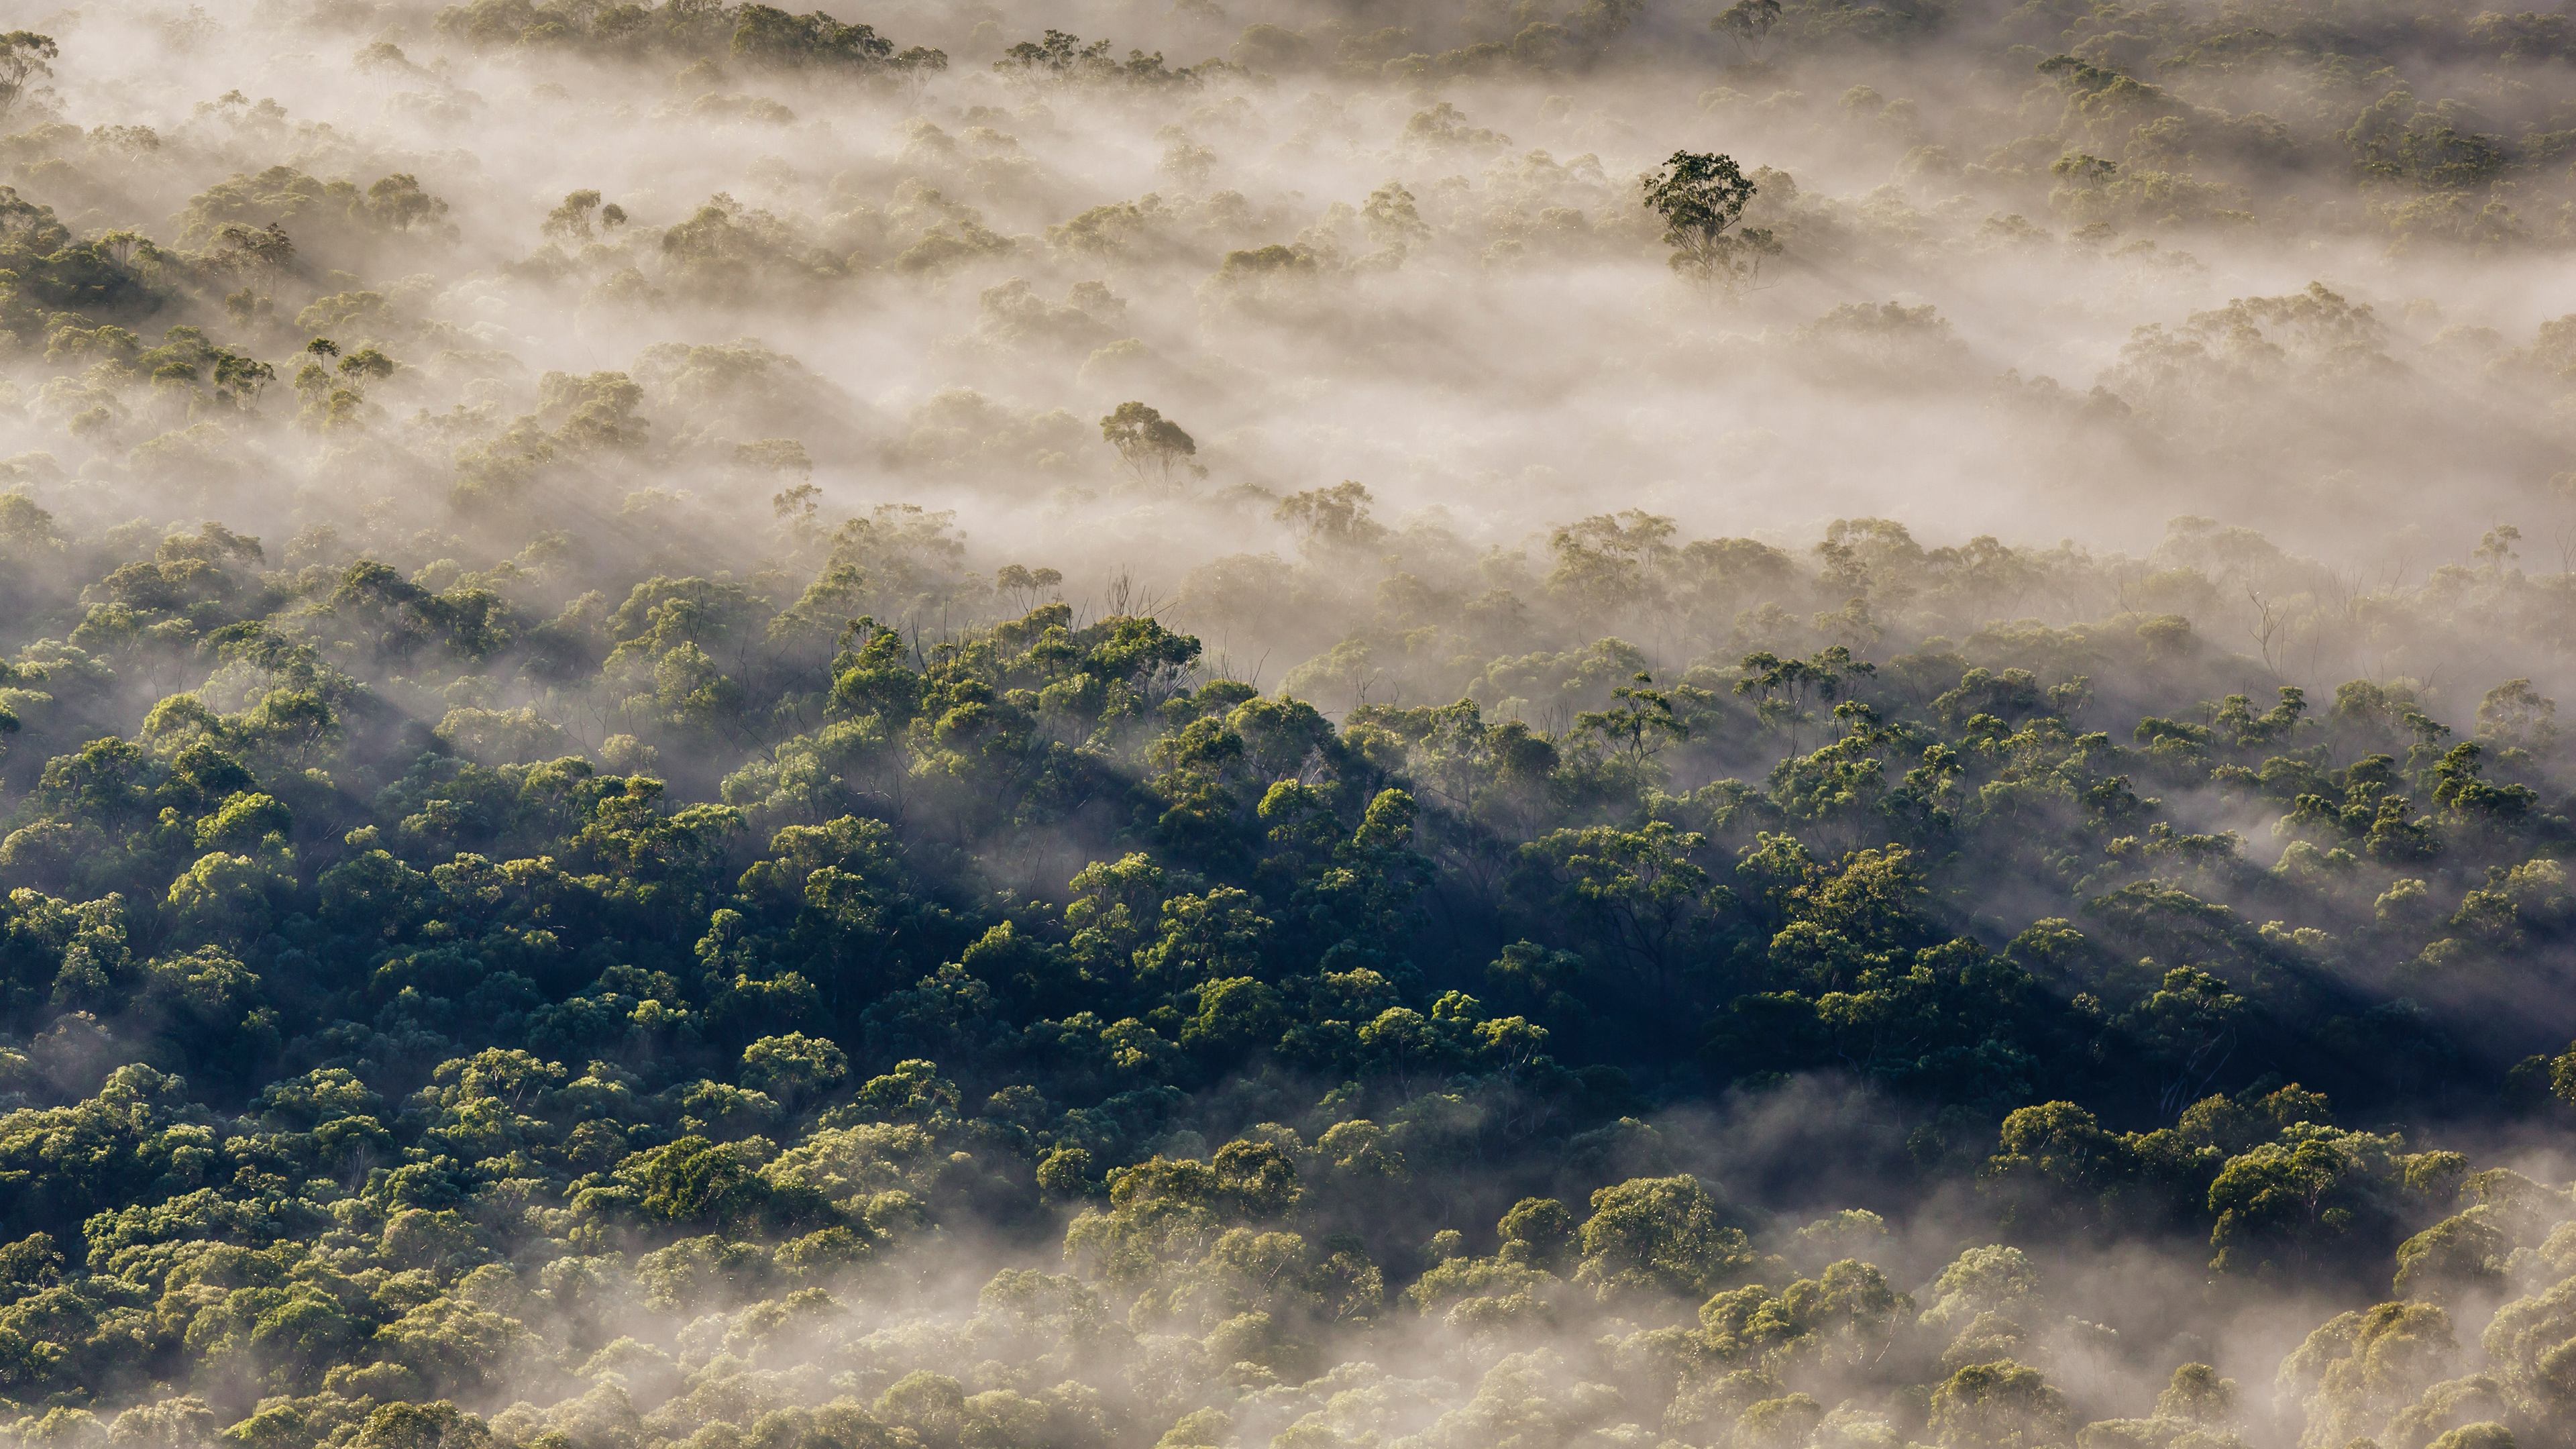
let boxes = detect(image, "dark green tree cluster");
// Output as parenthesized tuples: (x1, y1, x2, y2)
(0, 483, 2568, 1446)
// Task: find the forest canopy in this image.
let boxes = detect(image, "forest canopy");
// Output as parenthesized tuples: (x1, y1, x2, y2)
(0, 1, 2574, 1448)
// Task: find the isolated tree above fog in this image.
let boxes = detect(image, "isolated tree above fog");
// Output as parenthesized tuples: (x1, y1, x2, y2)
(1100, 400, 1199, 484)
(1640, 150, 1780, 296)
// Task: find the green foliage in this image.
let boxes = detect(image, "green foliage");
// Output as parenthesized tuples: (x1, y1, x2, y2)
(1574, 1175, 1754, 1302)
(1, 6, 2575, 1448)
(1640, 150, 1780, 294)
(1098, 401, 1199, 484)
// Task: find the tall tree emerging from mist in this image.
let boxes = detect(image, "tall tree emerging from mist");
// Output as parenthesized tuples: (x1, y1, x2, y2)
(1641, 151, 1780, 298)
(0, 33, 56, 121)
(1100, 401, 1199, 486)
(1713, 0, 1782, 64)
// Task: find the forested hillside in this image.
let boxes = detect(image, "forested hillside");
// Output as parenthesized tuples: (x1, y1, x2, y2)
(1, 0, 2575, 1446)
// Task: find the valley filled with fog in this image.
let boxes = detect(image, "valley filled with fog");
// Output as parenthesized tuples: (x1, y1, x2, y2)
(0, 1, 2573, 1447)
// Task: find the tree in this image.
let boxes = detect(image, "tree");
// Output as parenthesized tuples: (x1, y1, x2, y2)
(2475, 678, 2557, 754)
(731, 5, 895, 70)
(2485, 1275, 2576, 1418)
(0, 33, 54, 121)
(1546, 510, 1679, 612)
(1735, 646, 1874, 748)
(890, 45, 949, 103)
(542, 190, 611, 241)
(366, 174, 448, 232)
(1919, 1245, 2044, 1332)
(2279, 1301, 2459, 1447)
(1930, 1360, 2067, 1448)
(1573, 673, 1695, 771)
(2121, 966, 2251, 1118)
(1360, 182, 1430, 261)
(212, 221, 296, 294)
(2392, 1212, 2508, 1303)
(1714, 0, 1782, 62)
(1274, 482, 1385, 553)
(350, 1401, 487, 1449)
(1522, 820, 1711, 1020)
(1979, 1102, 2143, 1232)
(1640, 150, 1780, 295)
(1498, 1197, 1575, 1269)
(994, 564, 1063, 612)
(1100, 401, 1200, 484)
(741, 1032, 849, 1109)
(995, 28, 1112, 79)
(2154, 1363, 2239, 1425)
(1574, 1175, 1756, 1301)
(339, 347, 396, 382)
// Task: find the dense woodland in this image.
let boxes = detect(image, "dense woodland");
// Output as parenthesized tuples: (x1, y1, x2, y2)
(3, 0, 2576, 1448)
